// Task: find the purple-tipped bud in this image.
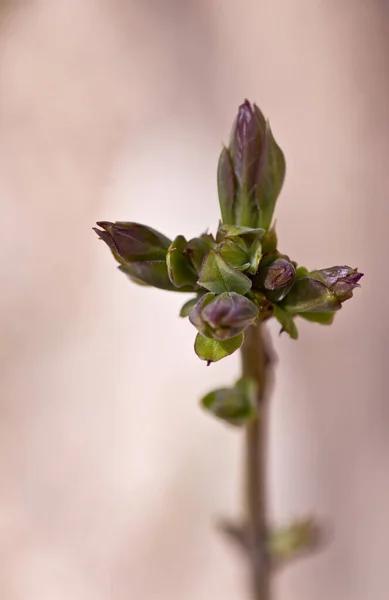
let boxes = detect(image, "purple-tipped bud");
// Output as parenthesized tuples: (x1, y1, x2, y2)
(229, 101, 266, 197)
(310, 266, 363, 302)
(189, 292, 258, 341)
(281, 266, 363, 314)
(281, 278, 342, 314)
(253, 257, 295, 302)
(94, 221, 196, 291)
(94, 221, 171, 263)
(218, 100, 285, 230)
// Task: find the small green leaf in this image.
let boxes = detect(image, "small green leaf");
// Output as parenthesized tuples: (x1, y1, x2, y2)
(299, 312, 336, 325)
(200, 376, 258, 426)
(235, 375, 259, 401)
(194, 333, 243, 363)
(217, 147, 236, 225)
(282, 277, 341, 314)
(185, 234, 215, 272)
(217, 238, 250, 270)
(268, 518, 321, 562)
(295, 266, 309, 279)
(256, 121, 286, 231)
(273, 305, 298, 339)
(217, 223, 265, 242)
(247, 239, 263, 274)
(167, 235, 198, 288)
(179, 296, 201, 317)
(198, 251, 252, 295)
(119, 262, 195, 292)
(261, 225, 278, 253)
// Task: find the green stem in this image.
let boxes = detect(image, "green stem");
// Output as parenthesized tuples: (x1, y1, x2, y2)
(241, 323, 272, 600)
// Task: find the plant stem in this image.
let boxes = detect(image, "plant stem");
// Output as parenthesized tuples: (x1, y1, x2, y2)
(241, 323, 272, 600)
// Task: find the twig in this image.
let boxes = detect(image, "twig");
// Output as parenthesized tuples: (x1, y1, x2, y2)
(241, 323, 273, 600)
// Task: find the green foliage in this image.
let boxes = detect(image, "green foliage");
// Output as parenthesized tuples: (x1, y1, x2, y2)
(268, 518, 321, 562)
(179, 296, 201, 318)
(166, 235, 198, 288)
(200, 376, 258, 426)
(194, 333, 243, 363)
(198, 251, 252, 295)
(273, 306, 299, 340)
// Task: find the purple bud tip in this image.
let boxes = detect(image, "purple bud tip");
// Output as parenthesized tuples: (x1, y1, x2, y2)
(93, 225, 118, 252)
(93, 227, 103, 239)
(95, 221, 113, 230)
(239, 99, 255, 119)
(347, 271, 364, 285)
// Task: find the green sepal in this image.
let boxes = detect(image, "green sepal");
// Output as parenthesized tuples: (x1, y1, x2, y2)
(119, 262, 194, 292)
(185, 234, 215, 272)
(198, 251, 252, 295)
(179, 296, 201, 317)
(268, 518, 320, 562)
(256, 121, 286, 230)
(247, 238, 263, 275)
(273, 305, 298, 340)
(216, 223, 265, 243)
(299, 312, 336, 325)
(261, 225, 278, 254)
(281, 277, 342, 314)
(295, 266, 309, 279)
(194, 332, 243, 363)
(217, 237, 250, 270)
(166, 235, 198, 288)
(200, 375, 258, 426)
(217, 147, 236, 225)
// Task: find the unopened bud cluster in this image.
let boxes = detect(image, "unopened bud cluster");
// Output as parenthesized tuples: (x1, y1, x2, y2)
(94, 100, 362, 365)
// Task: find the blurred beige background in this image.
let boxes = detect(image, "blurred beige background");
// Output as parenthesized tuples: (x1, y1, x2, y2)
(0, 0, 387, 598)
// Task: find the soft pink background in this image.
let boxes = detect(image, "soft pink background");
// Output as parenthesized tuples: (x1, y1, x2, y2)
(0, 1, 386, 598)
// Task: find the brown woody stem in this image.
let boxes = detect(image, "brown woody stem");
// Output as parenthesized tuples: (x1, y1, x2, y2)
(241, 323, 273, 600)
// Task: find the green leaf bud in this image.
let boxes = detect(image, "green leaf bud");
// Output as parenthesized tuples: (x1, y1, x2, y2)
(200, 376, 258, 426)
(268, 518, 321, 562)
